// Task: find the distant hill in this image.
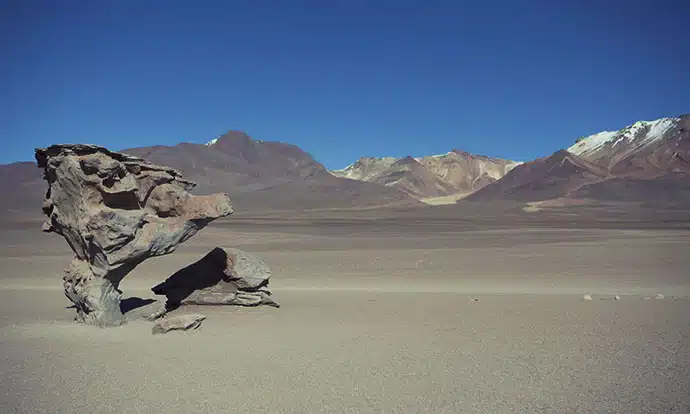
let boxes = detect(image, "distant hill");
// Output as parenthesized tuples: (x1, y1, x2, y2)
(465, 149, 607, 202)
(331, 150, 521, 201)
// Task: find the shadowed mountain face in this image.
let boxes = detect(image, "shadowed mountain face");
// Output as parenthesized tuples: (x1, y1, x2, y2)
(569, 172, 690, 204)
(122, 131, 329, 195)
(465, 150, 608, 202)
(465, 115, 690, 206)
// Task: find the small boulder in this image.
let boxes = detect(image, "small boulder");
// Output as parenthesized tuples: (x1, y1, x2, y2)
(151, 247, 279, 309)
(152, 314, 206, 335)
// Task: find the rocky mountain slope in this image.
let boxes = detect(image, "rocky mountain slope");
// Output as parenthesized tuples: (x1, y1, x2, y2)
(567, 117, 690, 176)
(330, 156, 398, 181)
(467, 115, 690, 205)
(331, 150, 522, 200)
(465, 150, 608, 202)
(357, 156, 458, 198)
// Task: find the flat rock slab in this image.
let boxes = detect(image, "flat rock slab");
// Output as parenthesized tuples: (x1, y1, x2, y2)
(182, 289, 279, 307)
(122, 298, 167, 321)
(152, 314, 206, 335)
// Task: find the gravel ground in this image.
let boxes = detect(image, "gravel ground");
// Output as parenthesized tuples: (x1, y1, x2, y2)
(1, 221, 689, 413)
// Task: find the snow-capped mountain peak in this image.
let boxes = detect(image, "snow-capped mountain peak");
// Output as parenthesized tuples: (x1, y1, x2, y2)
(331, 156, 398, 181)
(415, 152, 453, 161)
(568, 117, 678, 158)
(205, 137, 220, 146)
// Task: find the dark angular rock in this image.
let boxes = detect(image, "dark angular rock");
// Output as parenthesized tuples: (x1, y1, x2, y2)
(152, 247, 279, 309)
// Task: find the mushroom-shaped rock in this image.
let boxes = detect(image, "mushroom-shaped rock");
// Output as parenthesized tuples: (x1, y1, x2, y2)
(36, 144, 233, 326)
(151, 247, 279, 309)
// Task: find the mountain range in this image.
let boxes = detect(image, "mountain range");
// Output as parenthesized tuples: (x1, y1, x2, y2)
(466, 116, 690, 206)
(331, 151, 522, 201)
(1, 115, 688, 219)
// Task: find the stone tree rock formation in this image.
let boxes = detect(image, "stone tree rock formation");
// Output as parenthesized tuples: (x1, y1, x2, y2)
(36, 144, 234, 327)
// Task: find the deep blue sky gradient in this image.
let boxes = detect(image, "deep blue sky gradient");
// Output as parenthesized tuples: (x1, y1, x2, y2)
(2, 0, 689, 168)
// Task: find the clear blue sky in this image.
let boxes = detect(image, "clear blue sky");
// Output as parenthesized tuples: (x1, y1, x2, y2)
(2, 0, 689, 168)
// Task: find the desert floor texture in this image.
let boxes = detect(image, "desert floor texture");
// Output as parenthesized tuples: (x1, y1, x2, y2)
(1, 208, 689, 413)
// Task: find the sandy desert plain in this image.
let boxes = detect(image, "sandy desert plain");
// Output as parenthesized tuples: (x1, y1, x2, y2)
(1, 204, 689, 413)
